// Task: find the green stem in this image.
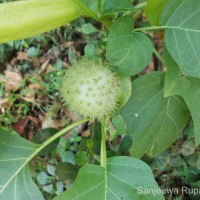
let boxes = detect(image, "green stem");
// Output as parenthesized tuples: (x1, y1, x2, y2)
(153, 48, 164, 64)
(100, 122, 107, 170)
(75, 0, 112, 29)
(133, 9, 143, 20)
(134, 2, 147, 10)
(98, 0, 104, 16)
(74, 0, 99, 21)
(29, 118, 89, 161)
(134, 26, 166, 32)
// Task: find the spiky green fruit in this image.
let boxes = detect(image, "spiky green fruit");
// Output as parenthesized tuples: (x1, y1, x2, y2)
(61, 59, 120, 120)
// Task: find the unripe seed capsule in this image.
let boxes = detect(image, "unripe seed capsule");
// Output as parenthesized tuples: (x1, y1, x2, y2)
(60, 59, 120, 120)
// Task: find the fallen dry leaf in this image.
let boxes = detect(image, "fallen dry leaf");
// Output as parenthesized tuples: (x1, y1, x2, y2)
(11, 52, 32, 65)
(81, 130, 90, 137)
(38, 59, 50, 75)
(13, 115, 42, 139)
(4, 70, 22, 91)
(0, 98, 10, 113)
(28, 83, 43, 90)
(13, 116, 30, 135)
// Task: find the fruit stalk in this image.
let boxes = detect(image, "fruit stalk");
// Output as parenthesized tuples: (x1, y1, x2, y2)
(100, 122, 107, 170)
(29, 118, 89, 161)
(0, 0, 87, 43)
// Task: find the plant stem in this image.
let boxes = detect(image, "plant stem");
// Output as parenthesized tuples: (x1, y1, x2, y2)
(133, 9, 143, 20)
(34, 158, 56, 166)
(134, 2, 147, 10)
(74, 0, 99, 21)
(29, 118, 89, 161)
(100, 122, 107, 170)
(153, 48, 164, 64)
(98, 0, 104, 16)
(134, 26, 166, 32)
(75, 0, 112, 29)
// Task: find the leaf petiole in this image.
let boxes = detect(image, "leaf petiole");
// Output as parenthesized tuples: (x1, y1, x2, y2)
(100, 121, 107, 170)
(134, 2, 147, 10)
(153, 48, 165, 65)
(98, 0, 104, 16)
(29, 118, 89, 161)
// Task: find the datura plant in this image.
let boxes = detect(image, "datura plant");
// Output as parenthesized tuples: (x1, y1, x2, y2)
(1, 0, 200, 199)
(61, 59, 120, 120)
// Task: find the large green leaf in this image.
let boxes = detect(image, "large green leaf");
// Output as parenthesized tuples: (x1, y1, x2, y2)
(54, 156, 164, 200)
(164, 49, 200, 145)
(162, 0, 200, 77)
(0, 0, 85, 44)
(1, 166, 44, 200)
(103, 0, 134, 15)
(118, 76, 132, 108)
(79, 0, 98, 11)
(0, 119, 88, 199)
(0, 129, 43, 199)
(79, 0, 134, 15)
(106, 16, 153, 76)
(120, 72, 189, 158)
(145, 0, 168, 26)
(160, 0, 183, 25)
(33, 128, 59, 156)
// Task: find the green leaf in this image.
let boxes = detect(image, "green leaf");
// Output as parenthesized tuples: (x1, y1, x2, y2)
(2, 166, 44, 200)
(80, 23, 98, 34)
(145, 0, 168, 26)
(43, 184, 53, 194)
(103, 0, 135, 15)
(32, 128, 59, 156)
(152, 151, 170, 169)
(27, 47, 39, 58)
(47, 164, 56, 176)
(120, 72, 190, 158)
(162, 0, 200, 77)
(37, 171, 50, 185)
(107, 16, 153, 76)
(0, 0, 85, 43)
(108, 114, 127, 141)
(84, 44, 97, 57)
(118, 135, 133, 155)
(56, 182, 64, 195)
(62, 151, 76, 165)
(164, 49, 200, 145)
(180, 140, 195, 156)
(112, 115, 126, 136)
(79, 0, 98, 11)
(75, 151, 89, 166)
(54, 156, 164, 200)
(118, 76, 132, 107)
(170, 156, 184, 168)
(160, 0, 183, 25)
(139, 0, 147, 3)
(0, 129, 43, 199)
(56, 163, 78, 181)
(75, 0, 99, 21)
(0, 119, 88, 199)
